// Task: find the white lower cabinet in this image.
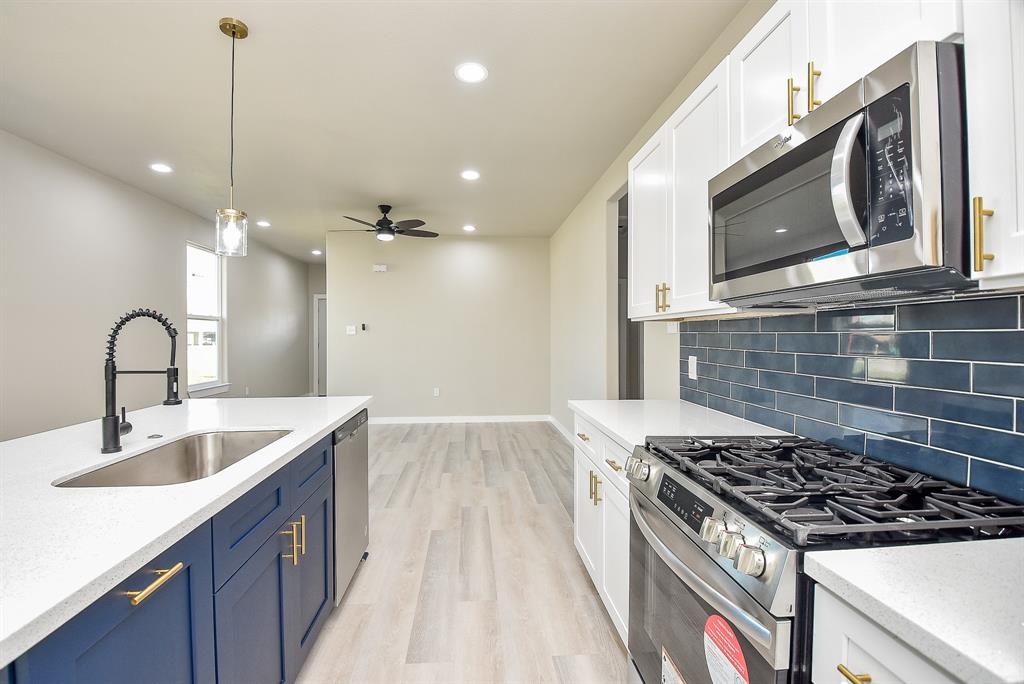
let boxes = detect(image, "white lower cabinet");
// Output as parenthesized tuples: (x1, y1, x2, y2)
(572, 414, 629, 645)
(812, 587, 956, 684)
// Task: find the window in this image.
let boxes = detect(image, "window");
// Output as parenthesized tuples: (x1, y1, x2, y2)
(186, 244, 225, 390)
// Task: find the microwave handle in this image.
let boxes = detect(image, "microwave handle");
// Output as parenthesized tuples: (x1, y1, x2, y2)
(629, 491, 774, 650)
(830, 112, 868, 248)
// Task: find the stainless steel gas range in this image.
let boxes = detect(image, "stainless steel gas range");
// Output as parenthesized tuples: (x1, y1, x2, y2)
(624, 435, 1024, 684)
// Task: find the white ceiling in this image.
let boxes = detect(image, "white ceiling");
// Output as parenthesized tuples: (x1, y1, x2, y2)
(0, 1, 745, 262)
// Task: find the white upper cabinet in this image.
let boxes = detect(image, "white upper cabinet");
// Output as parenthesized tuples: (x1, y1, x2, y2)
(807, 0, 962, 107)
(628, 128, 670, 318)
(965, 0, 1024, 289)
(728, 0, 809, 162)
(666, 58, 736, 318)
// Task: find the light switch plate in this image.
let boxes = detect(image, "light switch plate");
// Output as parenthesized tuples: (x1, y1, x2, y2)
(688, 355, 698, 380)
(346, 325, 357, 336)
(372, 264, 388, 272)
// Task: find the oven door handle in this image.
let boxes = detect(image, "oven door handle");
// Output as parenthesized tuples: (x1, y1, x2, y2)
(630, 491, 773, 650)
(830, 112, 868, 248)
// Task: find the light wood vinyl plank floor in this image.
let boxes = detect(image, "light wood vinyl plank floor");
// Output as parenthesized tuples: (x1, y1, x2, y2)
(297, 422, 630, 684)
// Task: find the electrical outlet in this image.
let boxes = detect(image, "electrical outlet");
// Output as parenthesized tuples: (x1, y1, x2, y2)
(688, 355, 698, 380)
(433, 387, 440, 398)
(346, 325, 357, 336)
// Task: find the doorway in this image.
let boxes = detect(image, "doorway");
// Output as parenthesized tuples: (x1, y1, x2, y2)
(312, 295, 327, 396)
(617, 193, 644, 399)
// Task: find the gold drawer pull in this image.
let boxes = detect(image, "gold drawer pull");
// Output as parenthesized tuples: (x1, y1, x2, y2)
(787, 77, 802, 126)
(837, 664, 872, 684)
(299, 514, 307, 555)
(605, 458, 622, 472)
(126, 561, 184, 606)
(807, 61, 822, 112)
(576, 432, 590, 442)
(593, 476, 602, 505)
(973, 196, 995, 271)
(281, 521, 301, 565)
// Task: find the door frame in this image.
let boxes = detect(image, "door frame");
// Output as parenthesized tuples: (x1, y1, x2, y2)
(311, 294, 327, 396)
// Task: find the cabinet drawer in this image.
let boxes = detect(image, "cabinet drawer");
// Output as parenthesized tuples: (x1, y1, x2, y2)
(573, 415, 600, 458)
(212, 466, 292, 589)
(290, 434, 332, 507)
(811, 587, 956, 684)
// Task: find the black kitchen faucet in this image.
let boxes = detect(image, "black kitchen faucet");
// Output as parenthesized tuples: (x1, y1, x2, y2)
(101, 309, 182, 453)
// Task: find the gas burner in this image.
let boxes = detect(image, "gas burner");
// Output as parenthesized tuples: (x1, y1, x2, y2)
(646, 434, 1024, 546)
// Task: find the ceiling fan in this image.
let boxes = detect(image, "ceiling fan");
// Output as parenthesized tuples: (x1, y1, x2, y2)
(332, 205, 439, 241)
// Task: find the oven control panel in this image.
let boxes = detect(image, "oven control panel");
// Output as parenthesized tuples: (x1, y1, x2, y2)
(866, 84, 914, 247)
(656, 475, 713, 535)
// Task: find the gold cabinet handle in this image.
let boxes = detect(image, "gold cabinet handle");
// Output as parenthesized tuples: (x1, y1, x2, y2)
(299, 514, 307, 555)
(576, 432, 590, 442)
(837, 664, 872, 684)
(593, 476, 602, 505)
(654, 283, 662, 312)
(973, 196, 995, 271)
(661, 282, 671, 311)
(281, 521, 301, 565)
(605, 458, 622, 472)
(588, 470, 595, 500)
(807, 61, 822, 112)
(126, 561, 184, 606)
(787, 77, 802, 126)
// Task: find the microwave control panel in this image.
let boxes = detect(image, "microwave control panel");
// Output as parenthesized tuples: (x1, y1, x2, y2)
(866, 84, 914, 247)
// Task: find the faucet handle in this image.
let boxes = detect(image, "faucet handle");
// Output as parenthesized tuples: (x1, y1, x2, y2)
(119, 406, 133, 437)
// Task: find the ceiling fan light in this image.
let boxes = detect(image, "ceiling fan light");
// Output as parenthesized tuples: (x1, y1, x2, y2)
(376, 228, 396, 242)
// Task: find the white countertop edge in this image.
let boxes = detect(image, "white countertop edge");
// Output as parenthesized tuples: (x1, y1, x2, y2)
(805, 542, 1024, 684)
(0, 396, 372, 667)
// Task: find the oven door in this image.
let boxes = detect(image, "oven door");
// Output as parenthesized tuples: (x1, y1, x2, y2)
(628, 490, 790, 684)
(709, 108, 872, 305)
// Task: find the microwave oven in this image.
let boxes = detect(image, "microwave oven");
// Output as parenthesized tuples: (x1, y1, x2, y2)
(708, 41, 973, 307)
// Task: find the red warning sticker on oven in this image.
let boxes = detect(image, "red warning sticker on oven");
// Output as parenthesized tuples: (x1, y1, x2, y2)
(703, 615, 749, 684)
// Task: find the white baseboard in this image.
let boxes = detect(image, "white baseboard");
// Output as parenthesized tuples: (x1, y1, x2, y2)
(369, 414, 552, 425)
(547, 416, 573, 443)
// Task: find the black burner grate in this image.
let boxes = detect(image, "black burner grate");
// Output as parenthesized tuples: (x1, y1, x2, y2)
(646, 435, 1024, 546)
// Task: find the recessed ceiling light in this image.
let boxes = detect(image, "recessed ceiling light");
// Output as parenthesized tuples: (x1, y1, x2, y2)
(775, 227, 789, 233)
(256, 220, 271, 228)
(462, 224, 476, 232)
(460, 169, 480, 181)
(454, 62, 488, 83)
(149, 162, 173, 173)
(311, 249, 322, 256)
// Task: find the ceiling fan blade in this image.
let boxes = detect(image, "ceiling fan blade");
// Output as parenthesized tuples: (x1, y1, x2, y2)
(394, 219, 426, 230)
(342, 216, 379, 229)
(396, 229, 439, 238)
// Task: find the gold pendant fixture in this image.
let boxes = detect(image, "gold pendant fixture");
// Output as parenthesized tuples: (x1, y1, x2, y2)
(215, 17, 249, 257)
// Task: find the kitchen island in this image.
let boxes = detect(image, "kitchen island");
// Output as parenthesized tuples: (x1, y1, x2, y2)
(0, 396, 371, 669)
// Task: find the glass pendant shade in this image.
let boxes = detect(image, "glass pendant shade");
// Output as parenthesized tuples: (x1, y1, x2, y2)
(215, 208, 248, 256)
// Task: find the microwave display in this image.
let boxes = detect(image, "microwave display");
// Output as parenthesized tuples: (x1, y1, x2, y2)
(866, 85, 913, 247)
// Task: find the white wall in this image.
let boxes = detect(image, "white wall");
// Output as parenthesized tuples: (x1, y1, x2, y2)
(326, 233, 549, 417)
(549, 1, 773, 432)
(1, 130, 311, 440)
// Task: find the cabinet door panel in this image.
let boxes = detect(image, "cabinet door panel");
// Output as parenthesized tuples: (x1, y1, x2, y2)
(284, 478, 335, 682)
(808, 0, 961, 105)
(667, 57, 736, 318)
(965, 0, 1024, 288)
(729, 0, 808, 161)
(214, 523, 291, 684)
(600, 484, 629, 644)
(16, 523, 215, 684)
(628, 129, 669, 319)
(573, 447, 603, 583)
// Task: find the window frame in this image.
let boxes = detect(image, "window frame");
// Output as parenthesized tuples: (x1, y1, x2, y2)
(185, 242, 229, 395)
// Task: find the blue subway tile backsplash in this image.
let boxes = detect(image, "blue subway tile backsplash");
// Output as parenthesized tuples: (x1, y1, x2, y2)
(679, 295, 1024, 502)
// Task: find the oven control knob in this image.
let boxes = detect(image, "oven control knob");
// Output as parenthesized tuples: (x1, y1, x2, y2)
(734, 544, 766, 577)
(718, 531, 744, 560)
(625, 457, 650, 481)
(699, 517, 726, 543)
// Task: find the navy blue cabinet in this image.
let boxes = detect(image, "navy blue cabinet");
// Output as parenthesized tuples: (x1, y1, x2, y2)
(284, 478, 335, 682)
(14, 523, 216, 684)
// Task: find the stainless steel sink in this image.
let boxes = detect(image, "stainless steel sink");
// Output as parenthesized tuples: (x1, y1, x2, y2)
(56, 429, 292, 487)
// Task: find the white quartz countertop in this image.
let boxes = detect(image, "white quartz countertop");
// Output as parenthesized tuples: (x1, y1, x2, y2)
(806, 538, 1024, 684)
(567, 399, 786, 450)
(0, 396, 372, 667)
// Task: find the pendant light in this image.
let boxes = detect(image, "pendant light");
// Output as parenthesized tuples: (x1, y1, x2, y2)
(215, 17, 249, 256)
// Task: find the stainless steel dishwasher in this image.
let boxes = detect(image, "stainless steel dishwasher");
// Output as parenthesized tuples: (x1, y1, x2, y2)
(333, 409, 369, 605)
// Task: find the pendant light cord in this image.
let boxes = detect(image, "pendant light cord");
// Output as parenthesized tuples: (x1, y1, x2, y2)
(229, 33, 236, 202)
